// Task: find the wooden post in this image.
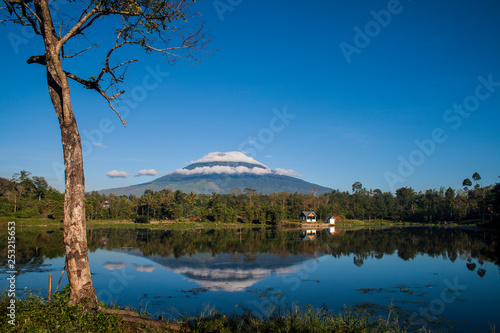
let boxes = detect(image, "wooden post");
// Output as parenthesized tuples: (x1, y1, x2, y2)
(55, 266, 66, 294)
(48, 273, 52, 301)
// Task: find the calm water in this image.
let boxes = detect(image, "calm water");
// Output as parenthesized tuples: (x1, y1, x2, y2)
(1, 226, 499, 332)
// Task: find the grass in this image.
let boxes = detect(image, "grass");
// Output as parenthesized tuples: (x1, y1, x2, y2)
(1, 289, 414, 333)
(188, 305, 410, 333)
(0, 215, 488, 232)
(1, 289, 125, 333)
(0, 216, 270, 231)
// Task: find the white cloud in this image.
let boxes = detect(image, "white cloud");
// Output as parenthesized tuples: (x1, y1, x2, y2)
(275, 168, 304, 177)
(135, 169, 158, 176)
(191, 151, 267, 167)
(106, 170, 130, 178)
(92, 142, 107, 148)
(171, 165, 273, 176)
(169, 165, 304, 178)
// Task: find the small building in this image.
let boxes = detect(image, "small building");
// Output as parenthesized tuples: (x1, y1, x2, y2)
(300, 211, 317, 222)
(102, 201, 110, 209)
(326, 216, 336, 224)
(301, 229, 317, 241)
(327, 227, 342, 236)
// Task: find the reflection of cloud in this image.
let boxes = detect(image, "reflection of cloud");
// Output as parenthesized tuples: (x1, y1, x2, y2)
(103, 262, 127, 271)
(106, 170, 130, 178)
(169, 266, 298, 292)
(132, 264, 156, 273)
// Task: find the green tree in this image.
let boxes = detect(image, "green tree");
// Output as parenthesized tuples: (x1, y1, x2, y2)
(462, 178, 472, 191)
(33, 176, 49, 201)
(472, 172, 482, 188)
(352, 181, 362, 193)
(444, 187, 455, 220)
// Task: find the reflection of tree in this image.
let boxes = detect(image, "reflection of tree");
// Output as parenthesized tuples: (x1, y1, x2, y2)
(477, 268, 486, 277)
(466, 263, 477, 271)
(0, 229, 65, 275)
(3, 227, 499, 272)
(353, 256, 364, 267)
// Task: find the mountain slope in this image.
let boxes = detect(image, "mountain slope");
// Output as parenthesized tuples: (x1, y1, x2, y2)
(99, 152, 332, 196)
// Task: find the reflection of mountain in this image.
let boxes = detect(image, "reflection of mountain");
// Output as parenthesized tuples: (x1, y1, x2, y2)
(120, 250, 318, 292)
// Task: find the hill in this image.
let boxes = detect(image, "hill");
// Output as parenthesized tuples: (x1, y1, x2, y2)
(99, 152, 332, 196)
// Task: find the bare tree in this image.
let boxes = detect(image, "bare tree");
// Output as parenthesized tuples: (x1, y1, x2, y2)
(1, 0, 210, 307)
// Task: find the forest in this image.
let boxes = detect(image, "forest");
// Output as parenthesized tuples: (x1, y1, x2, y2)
(1, 170, 498, 224)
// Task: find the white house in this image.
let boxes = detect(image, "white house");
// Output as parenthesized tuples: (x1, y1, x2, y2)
(300, 211, 317, 222)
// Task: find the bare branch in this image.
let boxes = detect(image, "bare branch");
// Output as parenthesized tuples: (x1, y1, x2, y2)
(27, 54, 46, 65)
(62, 42, 98, 59)
(21, 1, 40, 24)
(56, 0, 102, 52)
(3, 0, 41, 34)
(64, 70, 127, 127)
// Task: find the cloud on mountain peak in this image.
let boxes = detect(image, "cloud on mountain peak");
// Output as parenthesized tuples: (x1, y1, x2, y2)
(191, 151, 267, 167)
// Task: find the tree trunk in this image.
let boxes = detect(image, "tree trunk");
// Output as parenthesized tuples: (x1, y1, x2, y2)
(34, 0, 97, 307)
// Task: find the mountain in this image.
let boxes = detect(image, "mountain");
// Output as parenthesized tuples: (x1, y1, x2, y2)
(99, 152, 332, 196)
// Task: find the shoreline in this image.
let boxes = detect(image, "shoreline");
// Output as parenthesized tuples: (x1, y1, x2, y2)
(0, 216, 490, 231)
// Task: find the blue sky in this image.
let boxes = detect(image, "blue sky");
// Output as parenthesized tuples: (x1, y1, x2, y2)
(1, 0, 499, 194)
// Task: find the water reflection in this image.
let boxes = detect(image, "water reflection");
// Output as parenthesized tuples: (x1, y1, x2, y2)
(1, 226, 499, 332)
(146, 252, 307, 292)
(1, 226, 499, 277)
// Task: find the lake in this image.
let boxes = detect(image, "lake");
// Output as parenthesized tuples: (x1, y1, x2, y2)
(1, 226, 499, 332)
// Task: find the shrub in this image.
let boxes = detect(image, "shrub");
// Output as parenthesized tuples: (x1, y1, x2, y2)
(134, 215, 150, 224)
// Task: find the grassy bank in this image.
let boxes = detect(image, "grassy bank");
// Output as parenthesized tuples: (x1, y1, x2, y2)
(0, 216, 270, 231)
(0, 216, 488, 231)
(0, 290, 412, 333)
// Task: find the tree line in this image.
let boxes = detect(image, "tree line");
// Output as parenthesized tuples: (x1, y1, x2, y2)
(1, 171, 499, 224)
(0, 171, 64, 220)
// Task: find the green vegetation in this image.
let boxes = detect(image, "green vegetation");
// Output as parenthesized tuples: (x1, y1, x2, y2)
(0, 288, 410, 332)
(1, 171, 499, 226)
(0, 288, 125, 332)
(0, 171, 64, 220)
(188, 305, 409, 333)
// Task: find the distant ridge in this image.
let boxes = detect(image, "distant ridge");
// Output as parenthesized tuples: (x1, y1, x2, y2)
(99, 152, 332, 196)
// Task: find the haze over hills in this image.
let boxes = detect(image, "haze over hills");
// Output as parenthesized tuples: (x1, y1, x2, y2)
(100, 152, 333, 196)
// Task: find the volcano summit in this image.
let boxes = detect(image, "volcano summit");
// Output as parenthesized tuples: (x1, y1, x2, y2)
(100, 152, 332, 196)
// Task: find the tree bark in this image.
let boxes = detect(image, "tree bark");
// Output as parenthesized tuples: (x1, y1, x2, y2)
(34, 0, 98, 307)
